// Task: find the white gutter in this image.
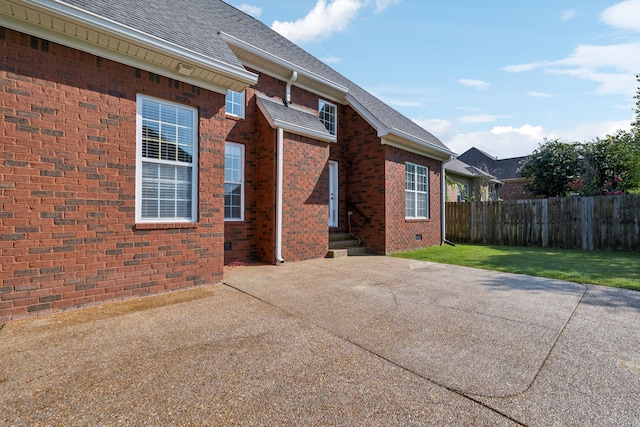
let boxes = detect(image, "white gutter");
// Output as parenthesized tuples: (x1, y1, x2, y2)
(441, 157, 453, 244)
(345, 94, 455, 161)
(4, 0, 258, 92)
(275, 127, 285, 263)
(219, 31, 349, 95)
(386, 128, 457, 161)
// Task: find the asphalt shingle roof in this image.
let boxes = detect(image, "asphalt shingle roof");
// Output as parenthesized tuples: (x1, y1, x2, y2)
(457, 148, 527, 180)
(60, 0, 450, 154)
(256, 93, 333, 139)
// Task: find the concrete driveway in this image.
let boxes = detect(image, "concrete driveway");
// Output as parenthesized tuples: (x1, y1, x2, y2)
(1, 256, 639, 426)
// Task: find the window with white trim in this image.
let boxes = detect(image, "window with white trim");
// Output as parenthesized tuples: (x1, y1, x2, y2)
(319, 99, 337, 135)
(405, 162, 429, 219)
(225, 90, 245, 118)
(136, 95, 198, 222)
(457, 183, 469, 202)
(224, 142, 244, 221)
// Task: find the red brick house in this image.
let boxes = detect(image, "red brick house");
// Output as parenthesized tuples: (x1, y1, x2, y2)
(457, 148, 532, 200)
(0, 0, 455, 321)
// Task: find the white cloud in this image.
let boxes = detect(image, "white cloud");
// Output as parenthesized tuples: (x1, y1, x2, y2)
(504, 2, 640, 97)
(412, 118, 455, 140)
(526, 91, 555, 98)
(446, 127, 542, 159)
(386, 99, 423, 108)
(549, 119, 633, 142)
(271, 0, 365, 44)
(504, 43, 640, 95)
(373, 0, 402, 13)
(601, 0, 640, 32)
(458, 79, 491, 90)
(320, 55, 343, 64)
(441, 119, 633, 159)
(458, 114, 506, 124)
(238, 4, 262, 18)
(561, 9, 576, 22)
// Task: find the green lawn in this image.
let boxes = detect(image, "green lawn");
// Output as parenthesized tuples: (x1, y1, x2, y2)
(392, 244, 640, 291)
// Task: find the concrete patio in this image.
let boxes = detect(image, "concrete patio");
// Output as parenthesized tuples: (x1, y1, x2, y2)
(1, 256, 639, 426)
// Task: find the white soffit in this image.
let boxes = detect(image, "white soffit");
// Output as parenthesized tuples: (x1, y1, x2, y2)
(346, 94, 455, 161)
(0, 0, 258, 94)
(220, 31, 348, 104)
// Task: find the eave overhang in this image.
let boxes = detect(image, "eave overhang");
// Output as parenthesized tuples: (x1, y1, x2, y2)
(0, 0, 258, 94)
(345, 93, 456, 161)
(256, 94, 336, 143)
(220, 31, 348, 104)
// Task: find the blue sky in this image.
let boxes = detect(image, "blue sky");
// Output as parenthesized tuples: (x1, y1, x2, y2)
(227, 0, 640, 159)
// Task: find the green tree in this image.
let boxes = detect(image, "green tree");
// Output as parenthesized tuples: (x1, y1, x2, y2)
(632, 74, 640, 137)
(579, 132, 639, 195)
(518, 139, 584, 197)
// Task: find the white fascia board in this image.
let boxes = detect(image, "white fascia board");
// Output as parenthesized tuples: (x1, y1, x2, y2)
(345, 93, 387, 134)
(4, 0, 258, 92)
(384, 128, 456, 161)
(346, 93, 456, 161)
(219, 31, 348, 96)
(256, 97, 336, 143)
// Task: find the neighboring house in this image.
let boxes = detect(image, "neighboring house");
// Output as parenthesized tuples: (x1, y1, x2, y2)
(445, 158, 501, 202)
(0, 0, 455, 321)
(457, 148, 531, 200)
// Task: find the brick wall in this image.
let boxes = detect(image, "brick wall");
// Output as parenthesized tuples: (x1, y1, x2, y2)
(0, 29, 227, 322)
(499, 179, 533, 200)
(340, 106, 444, 254)
(385, 146, 443, 253)
(281, 133, 330, 261)
(223, 75, 335, 264)
(342, 106, 387, 254)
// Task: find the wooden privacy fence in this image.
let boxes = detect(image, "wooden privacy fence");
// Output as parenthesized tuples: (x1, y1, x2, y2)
(446, 195, 640, 251)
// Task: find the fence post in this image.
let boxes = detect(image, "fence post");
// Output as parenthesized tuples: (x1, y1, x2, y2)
(470, 202, 475, 242)
(581, 197, 594, 250)
(541, 198, 548, 248)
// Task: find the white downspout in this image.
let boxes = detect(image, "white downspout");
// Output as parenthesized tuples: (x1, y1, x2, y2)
(285, 71, 298, 105)
(275, 127, 285, 263)
(441, 159, 448, 245)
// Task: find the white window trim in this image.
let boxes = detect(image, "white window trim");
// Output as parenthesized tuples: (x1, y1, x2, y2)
(135, 94, 198, 223)
(405, 162, 429, 219)
(226, 90, 245, 119)
(224, 142, 245, 222)
(319, 99, 337, 136)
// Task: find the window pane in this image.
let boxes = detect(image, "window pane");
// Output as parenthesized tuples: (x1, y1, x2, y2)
(142, 101, 160, 121)
(160, 104, 176, 124)
(417, 193, 427, 217)
(406, 191, 414, 218)
(142, 199, 158, 218)
(319, 100, 336, 135)
(225, 90, 245, 117)
(224, 142, 244, 220)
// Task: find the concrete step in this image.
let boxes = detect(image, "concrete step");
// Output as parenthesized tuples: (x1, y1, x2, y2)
(329, 238, 361, 249)
(345, 246, 369, 256)
(329, 232, 353, 242)
(327, 232, 368, 257)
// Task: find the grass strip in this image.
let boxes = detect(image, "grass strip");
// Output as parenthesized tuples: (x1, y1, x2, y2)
(392, 244, 640, 291)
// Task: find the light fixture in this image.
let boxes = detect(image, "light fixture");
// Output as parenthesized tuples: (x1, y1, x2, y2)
(176, 63, 194, 76)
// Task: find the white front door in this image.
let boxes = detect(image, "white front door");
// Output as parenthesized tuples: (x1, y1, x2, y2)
(328, 161, 338, 227)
